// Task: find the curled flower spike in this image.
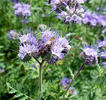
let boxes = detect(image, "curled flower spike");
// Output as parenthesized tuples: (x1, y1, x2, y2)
(49, 0, 85, 23)
(80, 46, 98, 65)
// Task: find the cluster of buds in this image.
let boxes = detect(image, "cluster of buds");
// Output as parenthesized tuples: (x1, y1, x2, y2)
(9, 26, 71, 64)
(49, 0, 85, 23)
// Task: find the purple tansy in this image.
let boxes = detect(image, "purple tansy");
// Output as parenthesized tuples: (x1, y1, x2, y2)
(9, 0, 20, 3)
(8, 30, 18, 39)
(51, 37, 71, 59)
(101, 51, 106, 59)
(61, 77, 77, 95)
(83, 11, 106, 26)
(18, 44, 38, 60)
(80, 46, 98, 65)
(21, 4, 32, 16)
(69, 87, 77, 95)
(13, 3, 22, 15)
(61, 77, 72, 88)
(50, 0, 85, 23)
(98, 15, 106, 27)
(102, 62, 106, 68)
(13, 3, 31, 16)
(19, 34, 37, 45)
(41, 29, 55, 44)
(98, 40, 106, 48)
(18, 34, 38, 60)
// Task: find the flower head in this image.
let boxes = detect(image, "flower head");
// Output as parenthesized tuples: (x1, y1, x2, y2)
(80, 46, 98, 65)
(51, 37, 71, 59)
(18, 34, 38, 61)
(98, 40, 106, 49)
(101, 51, 106, 59)
(8, 30, 18, 39)
(50, 0, 85, 23)
(61, 77, 72, 88)
(13, 3, 31, 16)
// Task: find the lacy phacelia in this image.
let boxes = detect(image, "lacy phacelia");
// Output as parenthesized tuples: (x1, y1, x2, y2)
(8, 30, 18, 39)
(17, 28, 71, 63)
(83, 11, 106, 27)
(50, 0, 85, 23)
(13, 3, 32, 16)
(80, 47, 98, 65)
(18, 34, 38, 61)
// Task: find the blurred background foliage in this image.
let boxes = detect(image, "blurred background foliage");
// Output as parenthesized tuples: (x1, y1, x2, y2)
(0, 0, 106, 100)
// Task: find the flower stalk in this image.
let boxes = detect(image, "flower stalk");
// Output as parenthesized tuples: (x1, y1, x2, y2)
(63, 63, 85, 97)
(39, 59, 44, 100)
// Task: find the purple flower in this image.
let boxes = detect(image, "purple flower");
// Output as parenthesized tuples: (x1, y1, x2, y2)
(31, 64, 37, 69)
(83, 11, 106, 26)
(80, 46, 98, 65)
(50, 0, 85, 23)
(102, 62, 106, 68)
(61, 77, 72, 88)
(101, 51, 106, 59)
(8, 30, 18, 39)
(41, 29, 55, 44)
(18, 34, 38, 60)
(69, 87, 77, 95)
(18, 44, 38, 60)
(0, 68, 5, 72)
(13, 3, 31, 17)
(51, 37, 71, 59)
(19, 34, 37, 45)
(9, 0, 20, 3)
(98, 40, 106, 48)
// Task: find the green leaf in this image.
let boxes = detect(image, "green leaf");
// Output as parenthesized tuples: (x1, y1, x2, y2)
(19, 96, 28, 100)
(14, 93, 24, 98)
(9, 89, 17, 94)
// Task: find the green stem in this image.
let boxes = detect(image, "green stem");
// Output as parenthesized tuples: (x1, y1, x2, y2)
(63, 63, 85, 97)
(39, 60, 44, 100)
(39, 63, 42, 100)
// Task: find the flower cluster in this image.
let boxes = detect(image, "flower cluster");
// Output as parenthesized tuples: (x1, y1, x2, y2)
(8, 30, 18, 39)
(18, 34, 38, 60)
(83, 11, 106, 27)
(61, 77, 77, 95)
(98, 40, 106, 67)
(49, 0, 85, 23)
(80, 46, 98, 65)
(98, 40, 106, 49)
(15, 28, 71, 63)
(13, 3, 32, 16)
(9, 0, 20, 3)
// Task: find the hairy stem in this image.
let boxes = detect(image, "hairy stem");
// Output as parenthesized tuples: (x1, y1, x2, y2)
(63, 63, 85, 97)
